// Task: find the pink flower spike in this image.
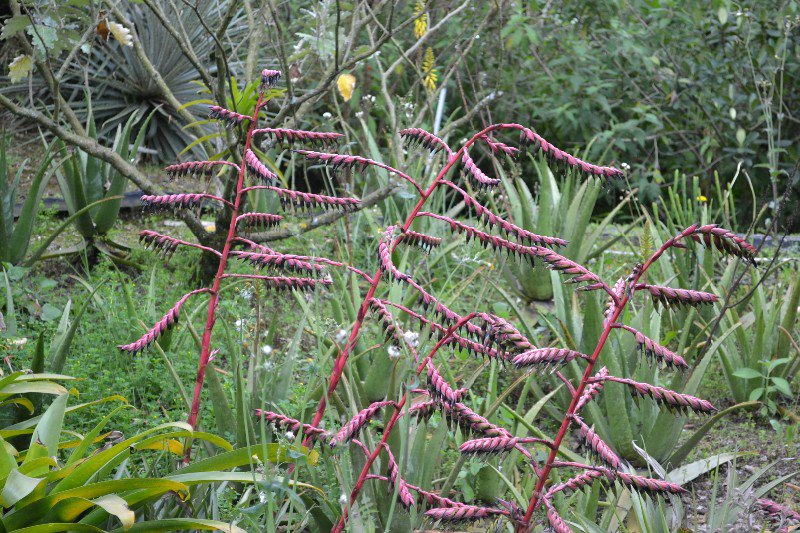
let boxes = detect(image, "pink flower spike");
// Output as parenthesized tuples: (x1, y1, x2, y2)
(689, 224, 757, 264)
(230, 251, 325, 275)
(425, 505, 502, 523)
(164, 160, 239, 178)
(398, 230, 441, 253)
(209, 105, 252, 127)
(141, 193, 229, 212)
(572, 415, 623, 470)
(399, 128, 452, 156)
(329, 401, 394, 447)
(603, 375, 716, 413)
(426, 360, 465, 406)
(461, 148, 500, 190)
(519, 127, 624, 182)
(545, 498, 574, 533)
(636, 284, 718, 309)
(245, 149, 277, 184)
(118, 289, 206, 355)
(235, 212, 283, 230)
(254, 410, 331, 442)
(513, 348, 588, 372)
(268, 186, 361, 213)
(575, 366, 608, 412)
(260, 69, 281, 89)
(382, 444, 415, 510)
(459, 436, 530, 459)
(254, 128, 343, 145)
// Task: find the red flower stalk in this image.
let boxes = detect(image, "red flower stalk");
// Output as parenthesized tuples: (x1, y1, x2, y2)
(257, 118, 745, 533)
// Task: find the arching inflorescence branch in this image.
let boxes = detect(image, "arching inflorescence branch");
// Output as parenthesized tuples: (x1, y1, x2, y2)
(118, 289, 208, 355)
(118, 68, 361, 452)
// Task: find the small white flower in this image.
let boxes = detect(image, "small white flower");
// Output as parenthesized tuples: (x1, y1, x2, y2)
(403, 330, 419, 348)
(285, 431, 295, 441)
(240, 288, 253, 301)
(388, 345, 401, 358)
(261, 344, 273, 356)
(339, 493, 348, 505)
(335, 329, 348, 343)
(322, 112, 333, 120)
(235, 319, 245, 331)
(259, 491, 267, 503)
(355, 111, 364, 118)
(108, 21, 134, 47)
(620, 162, 631, 172)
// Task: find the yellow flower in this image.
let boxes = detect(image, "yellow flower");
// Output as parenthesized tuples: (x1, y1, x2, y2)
(696, 195, 708, 203)
(336, 73, 356, 102)
(422, 47, 438, 93)
(413, 1, 428, 39)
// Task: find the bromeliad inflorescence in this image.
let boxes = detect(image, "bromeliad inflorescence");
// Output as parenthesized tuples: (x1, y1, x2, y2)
(118, 68, 355, 436)
(251, 114, 756, 531)
(121, 65, 758, 530)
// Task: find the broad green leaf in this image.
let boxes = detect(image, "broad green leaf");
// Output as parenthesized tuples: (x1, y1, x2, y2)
(109, 518, 247, 533)
(732, 368, 761, 380)
(0, 470, 42, 507)
(31, 394, 69, 456)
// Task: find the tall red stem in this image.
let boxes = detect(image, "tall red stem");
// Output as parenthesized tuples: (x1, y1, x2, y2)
(186, 93, 265, 436)
(518, 241, 671, 531)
